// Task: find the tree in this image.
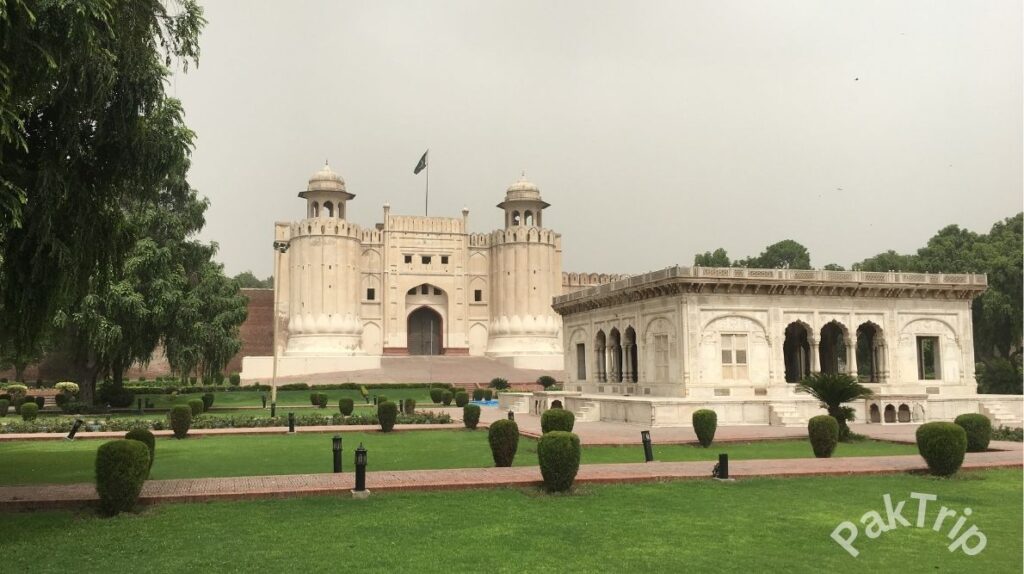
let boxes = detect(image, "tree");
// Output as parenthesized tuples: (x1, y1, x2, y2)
(822, 263, 845, 271)
(976, 357, 1023, 395)
(0, 1, 205, 392)
(970, 214, 1022, 363)
(796, 373, 873, 441)
(694, 248, 730, 267)
(232, 271, 273, 288)
(851, 250, 920, 272)
(738, 240, 812, 269)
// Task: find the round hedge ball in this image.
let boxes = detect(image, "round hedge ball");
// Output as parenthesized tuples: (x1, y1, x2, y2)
(20, 402, 39, 421)
(807, 415, 839, 458)
(95, 439, 150, 515)
(377, 401, 398, 432)
(169, 405, 193, 439)
(541, 408, 575, 434)
(537, 431, 581, 492)
(916, 422, 968, 477)
(953, 413, 991, 453)
(488, 419, 520, 467)
(692, 409, 718, 448)
(339, 398, 355, 416)
(463, 404, 481, 429)
(125, 429, 156, 473)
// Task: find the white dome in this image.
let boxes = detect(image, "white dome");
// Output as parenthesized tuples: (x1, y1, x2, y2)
(306, 163, 346, 193)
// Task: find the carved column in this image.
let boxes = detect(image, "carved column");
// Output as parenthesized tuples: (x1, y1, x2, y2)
(810, 337, 821, 372)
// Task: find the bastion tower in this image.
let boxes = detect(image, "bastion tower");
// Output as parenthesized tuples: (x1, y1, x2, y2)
(283, 164, 365, 356)
(484, 176, 564, 368)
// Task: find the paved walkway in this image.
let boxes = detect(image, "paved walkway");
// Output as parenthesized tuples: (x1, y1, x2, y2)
(0, 423, 464, 442)
(1, 446, 1019, 511)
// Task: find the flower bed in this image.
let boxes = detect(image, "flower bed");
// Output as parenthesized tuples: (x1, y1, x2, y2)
(0, 412, 452, 434)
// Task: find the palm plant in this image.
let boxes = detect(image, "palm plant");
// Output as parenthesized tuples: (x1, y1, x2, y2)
(797, 372, 873, 441)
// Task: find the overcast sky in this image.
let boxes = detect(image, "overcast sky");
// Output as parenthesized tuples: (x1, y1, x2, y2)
(172, 0, 1022, 278)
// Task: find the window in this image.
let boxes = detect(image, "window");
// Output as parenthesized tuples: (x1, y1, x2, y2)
(421, 256, 432, 265)
(433, 287, 442, 295)
(576, 343, 587, 380)
(917, 336, 941, 380)
(366, 288, 375, 301)
(420, 284, 429, 295)
(654, 334, 669, 381)
(404, 255, 412, 264)
(721, 334, 748, 379)
(407, 288, 416, 295)
(441, 256, 449, 265)
(473, 289, 483, 302)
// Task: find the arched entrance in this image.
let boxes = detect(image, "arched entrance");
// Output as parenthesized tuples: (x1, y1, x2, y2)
(407, 307, 442, 355)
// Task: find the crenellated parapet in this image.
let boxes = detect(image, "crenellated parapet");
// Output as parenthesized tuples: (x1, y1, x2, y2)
(290, 218, 365, 239)
(387, 215, 464, 234)
(562, 271, 631, 291)
(488, 226, 560, 245)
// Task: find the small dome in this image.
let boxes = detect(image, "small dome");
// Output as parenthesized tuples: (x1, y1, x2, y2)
(307, 162, 346, 193)
(506, 174, 539, 194)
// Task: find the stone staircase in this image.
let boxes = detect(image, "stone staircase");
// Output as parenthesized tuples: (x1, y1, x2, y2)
(979, 401, 1020, 428)
(575, 400, 601, 422)
(768, 402, 804, 427)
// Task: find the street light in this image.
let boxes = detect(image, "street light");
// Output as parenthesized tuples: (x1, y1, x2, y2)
(271, 239, 290, 416)
(332, 435, 343, 473)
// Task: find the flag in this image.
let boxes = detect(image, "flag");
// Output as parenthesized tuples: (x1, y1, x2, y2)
(413, 150, 428, 174)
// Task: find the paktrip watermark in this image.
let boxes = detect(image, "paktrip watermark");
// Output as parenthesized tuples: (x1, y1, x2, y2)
(831, 492, 987, 557)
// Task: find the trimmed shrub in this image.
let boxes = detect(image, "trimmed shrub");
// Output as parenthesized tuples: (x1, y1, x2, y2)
(309, 392, 320, 406)
(454, 391, 469, 407)
(125, 429, 156, 473)
(463, 404, 481, 429)
(472, 389, 483, 401)
(169, 405, 193, 439)
(0, 399, 8, 417)
(201, 393, 215, 411)
(187, 398, 205, 415)
(692, 409, 718, 448)
(807, 415, 839, 458)
(95, 440, 150, 515)
(482, 389, 493, 400)
(551, 400, 563, 409)
(488, 377, 510, 390)
(541, 409, 575, 434)
(403, 399, 416, 415)
(21, 395, 35, 413)
(537, 431, 581, 492)
(954, 413, 992, 452)
(538, 375, 557, 389)
(3, 384, 27, 402)
(339, 398, 355, 416)
(429, 388, 444, 404)
(20, 402, 38, 421)
(359, 385, 370, 403)
(318, 393, 329, 408)
(189, 376, 197, 385)
(488, 419, 520, 467)
(441, 391, 453, 406)
(229, 373, 241, 386)
(916, 422, 968, 477)
(378, 401, 398, 432)
(34, 395, 45, 409)
(55, 382, 79, 395)
(376, 395, 388, 405)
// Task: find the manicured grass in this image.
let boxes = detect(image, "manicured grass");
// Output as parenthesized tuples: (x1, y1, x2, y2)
(0, 431, 918, 485)
(0, 469, 1020, 572)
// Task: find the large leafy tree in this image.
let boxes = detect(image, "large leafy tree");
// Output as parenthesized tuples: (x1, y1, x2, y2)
(0, 0, 204, 388)
(232, 271, 273, 288)
(693, 248, 731, 267)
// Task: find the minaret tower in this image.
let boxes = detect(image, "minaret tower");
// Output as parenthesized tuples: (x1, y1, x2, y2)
(485, 174, 564, 369)
(284, 163, 364, 355)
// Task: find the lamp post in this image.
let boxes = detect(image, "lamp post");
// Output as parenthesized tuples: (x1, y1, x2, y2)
(351, 442, 370, 498)
(507, 410, 515, 421)
(288, 412, 296, 433)
(641, 430, 654, 462)
(271, 239, 290, 417)
(65, 418, 84, 441)
(332, 435, 343, 473)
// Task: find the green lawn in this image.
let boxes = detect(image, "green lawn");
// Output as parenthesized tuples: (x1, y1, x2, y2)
(0, 469, 1019, 573)
(0, 431, 918, 485)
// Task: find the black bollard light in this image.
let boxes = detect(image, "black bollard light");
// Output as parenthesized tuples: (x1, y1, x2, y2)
(332, 435, 343, 473)
(641, 430, 654, 462)
(65, 418, 84, 441)
(712, 453, 730, 479)
(261, 394, 267, 409)
(288, 412, 295, 433)
(137, 398, 143, 415)
(398, 399, 404, 414)
(508, 410, 515, 421)
(354, 443, 367, 491)
(373, 395, 378, 406)
(270, 401, 276, 417)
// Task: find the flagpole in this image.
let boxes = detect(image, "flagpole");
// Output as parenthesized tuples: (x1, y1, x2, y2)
(425, 152, 429, 217)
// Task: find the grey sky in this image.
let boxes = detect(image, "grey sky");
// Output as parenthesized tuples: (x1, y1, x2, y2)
(173, 0, 1022, 278)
